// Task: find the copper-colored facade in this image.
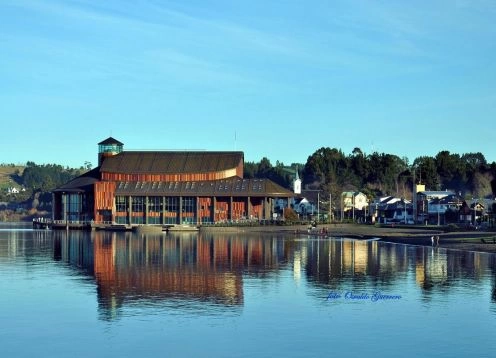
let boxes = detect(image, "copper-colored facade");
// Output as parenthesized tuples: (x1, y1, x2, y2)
(52, 138, 294, 226)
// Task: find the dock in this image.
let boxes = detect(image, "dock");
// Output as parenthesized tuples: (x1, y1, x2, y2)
(32, 218, 199, 232)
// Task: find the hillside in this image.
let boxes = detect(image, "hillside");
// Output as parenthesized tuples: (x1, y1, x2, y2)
(1, 163, 84, 221)
(0, 165, 25, 190)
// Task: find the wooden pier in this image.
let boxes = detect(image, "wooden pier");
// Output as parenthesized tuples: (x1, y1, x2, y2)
(32, 218, 199, 232)
(32, 218, 92, 230)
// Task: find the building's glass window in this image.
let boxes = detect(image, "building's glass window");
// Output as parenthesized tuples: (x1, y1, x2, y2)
(148, 196, 162, 224)
(131, 196, 145, 224)
(148, 216, 160, 224)
(63, 193, 81, 221)
(116, 196, 128, 212)
(115, 216, 127, 224)
(148, 196, 161, 213)
(164, 197, 178, 212)
(132, 196, 145, 213)
(182, 196, 196, 224)
(99, 143, 123, 154)
(81, 193, 93, 221)
(132, 215, 144, 224)
(164, 197, 178, 224)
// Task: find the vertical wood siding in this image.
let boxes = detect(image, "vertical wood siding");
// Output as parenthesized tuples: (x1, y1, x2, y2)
(94, 181, 116, 222)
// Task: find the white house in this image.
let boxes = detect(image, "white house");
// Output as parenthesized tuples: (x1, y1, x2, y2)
(7, 187, 20, 194)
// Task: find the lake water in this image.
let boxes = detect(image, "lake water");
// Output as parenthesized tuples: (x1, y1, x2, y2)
(1, 222, 496, 357)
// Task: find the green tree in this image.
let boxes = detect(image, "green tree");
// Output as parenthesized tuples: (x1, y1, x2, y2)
(435, 151, 466, 189)
(413, 156, 439, 190)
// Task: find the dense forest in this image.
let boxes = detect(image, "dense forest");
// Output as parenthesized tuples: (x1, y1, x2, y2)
(1, 148, 495, 220)
(245, 148, 496, 202)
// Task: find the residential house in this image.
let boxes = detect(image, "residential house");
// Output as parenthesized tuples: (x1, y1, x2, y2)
(455, 199, 496, 227)
(372, 196, 413, 224)
(416, 190, 456, 224)
(467, 199, 496, 226)
(293, 197, 314, 216)
(7, 187, 20, 194)
(341, 191, 369, 221)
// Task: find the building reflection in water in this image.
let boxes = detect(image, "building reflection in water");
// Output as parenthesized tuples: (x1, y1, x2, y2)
(48, 231, 496, 320)
(52, 231, 290, 320)
(302, 239, 411, 288)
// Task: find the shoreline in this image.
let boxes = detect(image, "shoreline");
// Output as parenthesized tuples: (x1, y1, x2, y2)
(216, 223, 496, 254)
(5, 220, 496, 254)
(309, 224, 496, 254)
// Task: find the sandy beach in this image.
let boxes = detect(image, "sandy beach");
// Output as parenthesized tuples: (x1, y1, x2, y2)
(303, 223, 496, 254)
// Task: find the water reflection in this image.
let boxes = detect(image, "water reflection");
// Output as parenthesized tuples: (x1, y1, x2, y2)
(3, 227, 496, 320)
(293, 238, 496, 293)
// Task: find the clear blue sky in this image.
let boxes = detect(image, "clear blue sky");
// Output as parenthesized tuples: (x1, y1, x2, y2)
(1, 0, 495, 168)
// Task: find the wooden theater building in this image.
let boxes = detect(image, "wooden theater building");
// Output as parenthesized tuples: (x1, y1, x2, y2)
(52, 137, 294, 228)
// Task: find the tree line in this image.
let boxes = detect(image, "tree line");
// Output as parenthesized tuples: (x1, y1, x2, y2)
(245, 148, 496, 202)
(21, 161, 84, 192)
(3, 149, 496, 211)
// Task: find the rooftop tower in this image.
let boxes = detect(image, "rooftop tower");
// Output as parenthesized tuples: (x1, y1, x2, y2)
(98, 137, 123, 166)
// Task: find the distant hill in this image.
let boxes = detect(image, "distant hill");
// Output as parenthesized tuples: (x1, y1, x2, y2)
(1, 161, 84, 209)
(0, 165, 24, 190)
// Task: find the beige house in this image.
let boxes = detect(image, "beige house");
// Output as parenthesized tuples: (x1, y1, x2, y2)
(341, 191, 369, 221)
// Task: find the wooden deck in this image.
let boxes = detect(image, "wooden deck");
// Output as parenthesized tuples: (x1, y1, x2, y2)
(32, 218, 198, 232)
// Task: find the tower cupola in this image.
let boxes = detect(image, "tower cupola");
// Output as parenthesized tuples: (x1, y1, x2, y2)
(98, 137, 123, 166)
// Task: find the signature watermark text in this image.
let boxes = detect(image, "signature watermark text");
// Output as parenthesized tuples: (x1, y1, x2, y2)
(326, 291, 402, 302)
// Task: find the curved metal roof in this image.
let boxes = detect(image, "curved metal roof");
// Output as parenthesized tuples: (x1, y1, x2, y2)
(100, 151, 244, 174)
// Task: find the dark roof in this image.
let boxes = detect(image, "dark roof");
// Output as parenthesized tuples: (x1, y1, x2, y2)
(300, 190, 322, 203)
(114, 178, 293, 197)
(53, 167, 101, 193)
(98, 137, 124, 146)
(426, 194, 464, 206)
(380, 201, 412, 210)
(100, 151, 244, 174)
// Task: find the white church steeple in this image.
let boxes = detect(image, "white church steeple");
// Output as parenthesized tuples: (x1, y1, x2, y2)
(293, 167, 301, 194)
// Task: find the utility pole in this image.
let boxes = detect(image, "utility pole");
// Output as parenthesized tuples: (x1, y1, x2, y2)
(413, 167, 417, 224)
(438, 199, 441, 226)
(317, 191, 320, 223)
(352, 193, 355, 222)
(329, 193, 332, 222)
